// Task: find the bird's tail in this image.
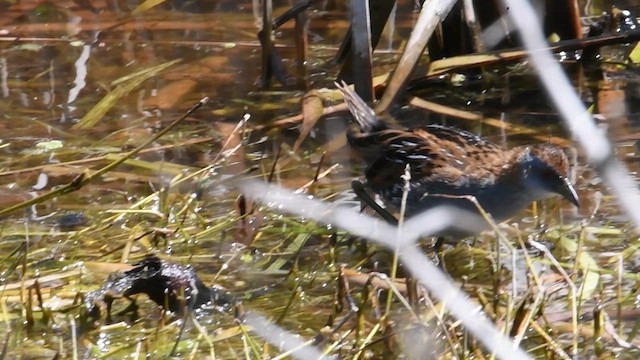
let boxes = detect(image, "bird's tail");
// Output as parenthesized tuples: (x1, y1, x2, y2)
(335, 81, 387, 133)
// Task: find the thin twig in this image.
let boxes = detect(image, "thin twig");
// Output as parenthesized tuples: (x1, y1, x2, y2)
(386, 164, 411, 313)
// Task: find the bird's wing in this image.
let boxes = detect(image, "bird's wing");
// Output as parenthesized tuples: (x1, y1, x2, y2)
(351, 126, 509, 189)
(349, 129, 436, 167)
(350, 128, 454, 191)
(414, 125, 509, 174)
(422, 124, 502, 152)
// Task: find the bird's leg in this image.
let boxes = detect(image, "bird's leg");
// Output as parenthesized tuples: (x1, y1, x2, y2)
(352, 181, 447, 265)
(433, 237, 445, 269)
(433, 237, 444, 252)
(351, 180, 398, 225)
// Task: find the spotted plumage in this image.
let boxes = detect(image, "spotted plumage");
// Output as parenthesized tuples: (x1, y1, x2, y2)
(337, 82, 579, 238)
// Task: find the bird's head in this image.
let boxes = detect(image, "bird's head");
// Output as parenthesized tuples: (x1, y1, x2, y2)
(516, 144, 579, 207)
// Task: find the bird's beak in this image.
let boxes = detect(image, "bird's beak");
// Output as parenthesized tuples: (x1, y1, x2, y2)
(556, 176, 580, 207)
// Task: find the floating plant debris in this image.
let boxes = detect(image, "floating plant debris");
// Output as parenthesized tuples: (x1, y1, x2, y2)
(83, 255, 238, 323)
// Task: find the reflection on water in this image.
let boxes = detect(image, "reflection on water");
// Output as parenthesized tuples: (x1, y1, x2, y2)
(67, 43, 90, 108)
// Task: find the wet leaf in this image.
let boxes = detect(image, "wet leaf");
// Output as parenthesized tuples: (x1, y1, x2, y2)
(234, 214, 263, 246)
(103, 154, 197, 175)
(111, 59, 181, 86)
(73, 59, 181, 129)
(0, 269, 82, 293)
(579, 265, 599, 302)
(133, 0, 167, 13)
(11, 44, 43, 52)
(6, 341, 58, 359)
(211, 325, 244, 342)
(84, 261, 134, 274)
(234, 194, 263, 246)
(162, 55, 229, 81)
(630, 42, 640, 63)
(342, 268, 408, 292)
(558, 236, 600, 301)
(143, 79, 198, 110)
(35, 139, 63, 151)
(426, 51, 526, 77)
(293, 90, 324, 152)
(266, 233, 310, 272)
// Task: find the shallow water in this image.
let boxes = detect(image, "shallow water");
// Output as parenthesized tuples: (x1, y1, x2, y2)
(1, 0, 640, 358)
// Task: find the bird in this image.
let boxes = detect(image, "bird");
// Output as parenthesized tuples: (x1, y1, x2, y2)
(336, 81, 580, 239)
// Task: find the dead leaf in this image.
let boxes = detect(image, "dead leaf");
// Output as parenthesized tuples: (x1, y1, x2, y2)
(293, 90, 324, 151)
(143, 79, 198, 110)
(342, 268, 408, 292)
(234, 194, 263, 246)
(73, 59, 181, 129)
(84, 261, 135, 274)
